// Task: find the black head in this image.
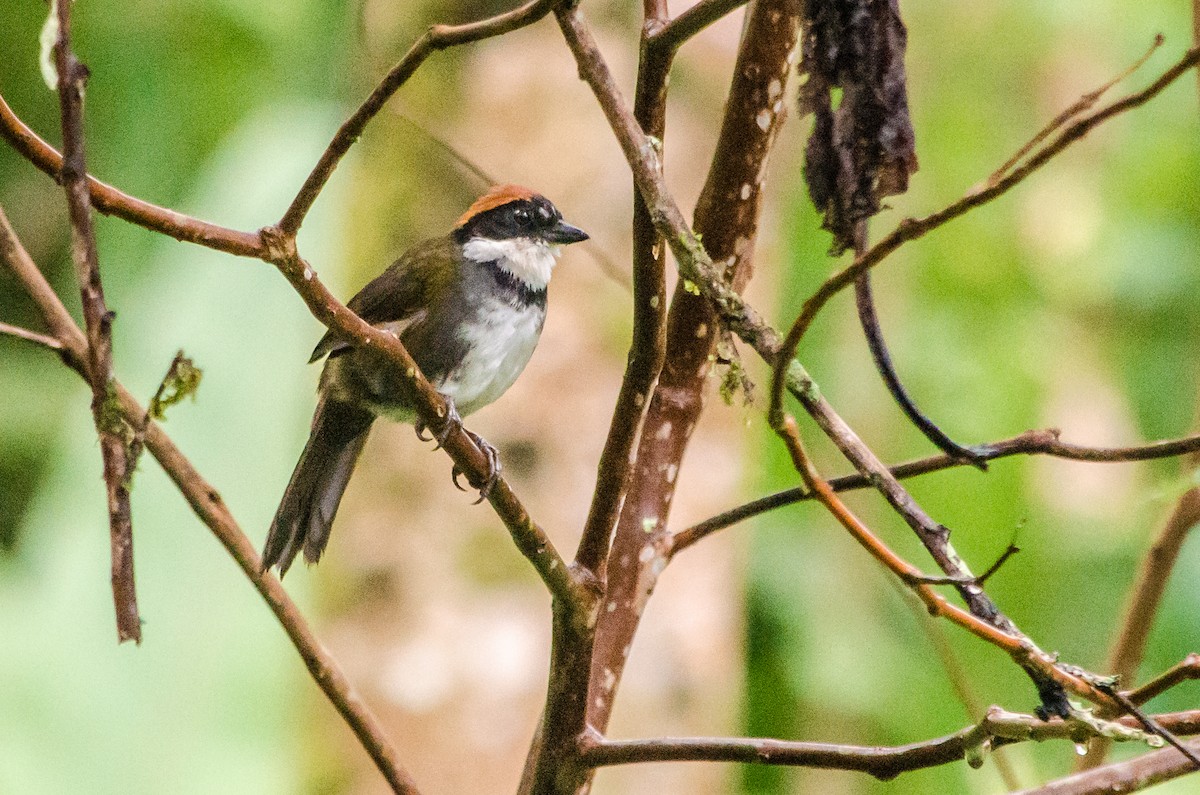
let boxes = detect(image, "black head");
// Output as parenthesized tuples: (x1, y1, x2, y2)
(453, 185, 589, 246)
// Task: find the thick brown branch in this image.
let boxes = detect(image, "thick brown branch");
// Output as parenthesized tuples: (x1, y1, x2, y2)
(573, 0, 672, 578)
(577, 0, 799, 740)
(52, 0, 140, 644)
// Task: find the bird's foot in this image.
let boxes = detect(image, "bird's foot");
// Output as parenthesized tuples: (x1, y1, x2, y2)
(452, 429, 502, 505)
(415, 399, 463, 451)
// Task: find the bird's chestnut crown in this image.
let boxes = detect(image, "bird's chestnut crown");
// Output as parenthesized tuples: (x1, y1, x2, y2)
(454, 184, 588, 247)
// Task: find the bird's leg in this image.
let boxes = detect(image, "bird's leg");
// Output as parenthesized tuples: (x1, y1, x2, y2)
(415, 399, 502, 502)
(414, 397, 463, 451)
(452, 429, 502, 504)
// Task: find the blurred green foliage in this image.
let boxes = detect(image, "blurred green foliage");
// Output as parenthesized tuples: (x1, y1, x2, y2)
(745, 3, 1200, 794)
(0, 1, 1197, 794)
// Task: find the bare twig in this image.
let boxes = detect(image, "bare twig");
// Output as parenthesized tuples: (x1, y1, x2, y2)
(773, 414, 1104, 707)
(0, 94, 261, 257)
(578, 707, 1200, 780)
(1020, 738, 1200, 794)
(854, 261, 984, 466)
(0, 206, 423, 795)
(0, 321, 63, 350)
(51, 0, 140, 644)
(1193, 0, 1200, 101)
(1128, 655, 1200, 706)
(647, 0, 749, 51)
(987, 35, 1164, 186)
(278, 0, 561, 235)
(1098, 685, 1200, 770)
(669, 427, 1200, 553)
(1109, 475, 1200, 687)
(1082, 465, 1200, 770)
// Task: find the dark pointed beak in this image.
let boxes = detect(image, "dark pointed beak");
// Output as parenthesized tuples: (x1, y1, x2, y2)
(544, 220, 589, 245)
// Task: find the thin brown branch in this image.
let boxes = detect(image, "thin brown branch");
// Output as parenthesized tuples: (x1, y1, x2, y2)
(987, 34, 1164, 186)
(1099, 685, 1200, 770)
(0, 94, 261, 257)
(1020, 738, 1200, 795)
(1109, 480, 1200, 687)
(1194, 0, 1200, 101)
(52, 0, 140, 645)
(772, 414, 1104, 707)
(553, 2, 781, 360)
(578, 707, 1200, 780)
(1081, 466, 1200, 771)
(278, 0, 561, 235)
(0, 321, 63, 350)
(669, 427, 1200, 553)
(648, 0, 749, 52)
(0, 208, 423, 795)
(1128, 655, 1200, 707)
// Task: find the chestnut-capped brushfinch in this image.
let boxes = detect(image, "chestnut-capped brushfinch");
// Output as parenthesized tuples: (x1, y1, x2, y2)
(262, 185, 588, 576)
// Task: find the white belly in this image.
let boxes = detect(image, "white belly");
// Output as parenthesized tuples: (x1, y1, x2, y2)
(440, 298, 545, 416)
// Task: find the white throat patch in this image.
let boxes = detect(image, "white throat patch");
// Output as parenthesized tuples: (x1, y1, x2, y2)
(462, 236, 560, 291)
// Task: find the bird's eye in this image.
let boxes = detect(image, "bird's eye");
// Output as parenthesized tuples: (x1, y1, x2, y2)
(513, 207, 532, 228)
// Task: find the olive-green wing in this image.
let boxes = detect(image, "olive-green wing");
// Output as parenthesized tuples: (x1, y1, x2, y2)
(308, 236, 457, 362)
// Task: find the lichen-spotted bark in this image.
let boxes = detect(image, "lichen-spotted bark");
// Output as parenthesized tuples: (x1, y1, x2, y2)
(585, 0, 802, 741)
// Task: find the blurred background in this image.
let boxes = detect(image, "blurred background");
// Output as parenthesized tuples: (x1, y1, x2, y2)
(1, 1, 1198, 793)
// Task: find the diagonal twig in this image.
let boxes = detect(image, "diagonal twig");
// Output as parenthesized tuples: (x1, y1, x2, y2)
(669, 427, 1200, 553)
(0, 320, 63, 350)
(987, 34, 1165, 186)
(646, 0, 749, 52)
(278, 0, 562, 235)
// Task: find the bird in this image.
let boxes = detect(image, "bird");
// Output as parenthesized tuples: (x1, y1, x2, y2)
(261, 184, 588, 577)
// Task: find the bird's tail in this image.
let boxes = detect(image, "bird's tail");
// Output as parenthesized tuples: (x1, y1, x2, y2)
(262, 397, 374, 576)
